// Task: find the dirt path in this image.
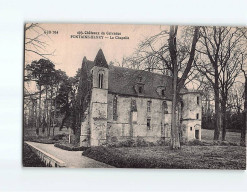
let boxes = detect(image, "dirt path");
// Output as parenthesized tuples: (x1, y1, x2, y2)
(25, 141, 114, 168)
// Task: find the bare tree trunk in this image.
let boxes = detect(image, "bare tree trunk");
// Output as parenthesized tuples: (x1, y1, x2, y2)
(36, 85, 42, 136)
(34, 100, 37, 129)
(45, 86, 49, 136)
(52, 91, 57, 136)
(214, 72, 220, 140)
(171, 76, 180, 149)
(48, 88, 53, 137)
(169, 26, 180, 149)
(31, 101, 35, 128)
(221, 98, 227, 141)
(241, 78, 247, 146)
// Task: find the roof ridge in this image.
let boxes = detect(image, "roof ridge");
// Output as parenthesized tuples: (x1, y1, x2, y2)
(109, 64, 173, 79)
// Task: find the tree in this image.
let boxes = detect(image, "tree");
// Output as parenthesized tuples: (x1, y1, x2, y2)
(227, 82, 244, 131)
(50, 69, 68, 135)
(238, 27, 247, 146)
(196, 27, 246, 141)
(125, 26, 200, 149)
(55, 75, 72, 131)
(168, 26, 200, 149)
(26, 59, 55, 135)
(25, 23, 55, 60)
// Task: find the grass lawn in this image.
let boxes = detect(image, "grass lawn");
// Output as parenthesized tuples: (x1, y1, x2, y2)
(83, 129, 246, 169)
(83, 145, 246, 169)
(201, 129, 242, 144)
(23, 127, 70, 144)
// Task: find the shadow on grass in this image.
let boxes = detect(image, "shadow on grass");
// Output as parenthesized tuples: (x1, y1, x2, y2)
(82, 145, 246, 169)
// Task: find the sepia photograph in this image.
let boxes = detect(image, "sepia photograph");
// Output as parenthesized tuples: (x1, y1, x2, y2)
(23, 23, 246, 169)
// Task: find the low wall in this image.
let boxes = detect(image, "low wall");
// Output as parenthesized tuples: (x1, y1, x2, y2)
(25, 142, 66, 167)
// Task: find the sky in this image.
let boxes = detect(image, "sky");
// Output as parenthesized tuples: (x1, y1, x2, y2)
(25, 23, 169, 77)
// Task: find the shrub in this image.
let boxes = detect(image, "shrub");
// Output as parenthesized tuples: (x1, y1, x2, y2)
(220, 141, 238, 146)
(110, 136, 118, 143)
(106, 138, 156, 148)
(187, 139, 204, 146)
(53, 133, 67, 141)
(136, 137, 149, 147)
(24, 136, 56, 144)
(54, 143, 88, 151)
(157, 138, 170, 146)
(118, 139, 135, 147)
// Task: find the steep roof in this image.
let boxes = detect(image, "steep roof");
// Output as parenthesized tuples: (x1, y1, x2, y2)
(81, 55, 187, 101)
(93, 49, 108, 68)
(108, 65, 174, 100)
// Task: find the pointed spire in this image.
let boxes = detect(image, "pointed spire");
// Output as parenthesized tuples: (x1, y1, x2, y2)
(94, 49, 108, 68)
(83, 56, 87, 62)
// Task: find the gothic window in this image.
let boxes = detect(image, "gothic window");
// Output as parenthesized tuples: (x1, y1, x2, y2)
(147, 118, 151, 130)
(131, 99, 137, 112)
(196, 113, 199, 119)
(190, 127, 192, 131)
(138, 86, 143, 93)
(161, 89, 165, 96)
(197, 96, 200, 105)
(147, 101, 152, 112)
(162, 101, 168, 114)
(113, 96, 118, 121)
(98, 73, 103, 88)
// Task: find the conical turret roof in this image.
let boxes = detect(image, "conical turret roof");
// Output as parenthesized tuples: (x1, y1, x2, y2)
(93, 49, 108, 68)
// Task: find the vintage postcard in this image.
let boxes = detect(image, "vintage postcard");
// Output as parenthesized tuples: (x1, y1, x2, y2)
(23, 23, 246, 169)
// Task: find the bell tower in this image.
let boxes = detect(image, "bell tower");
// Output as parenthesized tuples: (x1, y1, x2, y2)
(89, 49, 109, 146)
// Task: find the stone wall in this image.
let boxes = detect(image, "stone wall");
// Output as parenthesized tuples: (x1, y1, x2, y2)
(107, 94, 172, 143)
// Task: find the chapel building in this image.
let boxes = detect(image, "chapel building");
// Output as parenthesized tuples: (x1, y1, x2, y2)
(79, 49, 202, 147)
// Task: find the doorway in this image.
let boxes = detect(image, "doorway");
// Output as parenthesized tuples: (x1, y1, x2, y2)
(195, 130, 199, 140)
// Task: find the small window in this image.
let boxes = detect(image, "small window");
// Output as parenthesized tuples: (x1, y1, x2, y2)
(131, 99, 137, 112)
(138, 86, 143, 93)
(162, 101, 168, 114)
(197, 96, 200, 105)
(147, 101, 152, 112)
(147, 119, 151, 130)
(190, 127, 192, 131)
(161, 89, 165, 96)
(196, 113, 199, 119)
(113, 96, 118, 121)
(98, 73, 103, 89)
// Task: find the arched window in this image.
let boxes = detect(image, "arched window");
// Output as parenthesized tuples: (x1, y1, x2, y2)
(161, 89, 165, 96)
(147, 118, 151, 130)
(113, 96, 118, 121)
(197, 96, 200, 105)
(147, 101, 152, 112)
(162, 101, 168, 114)
(98, 73, 103, 88)
(138, 86, 143, 93)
